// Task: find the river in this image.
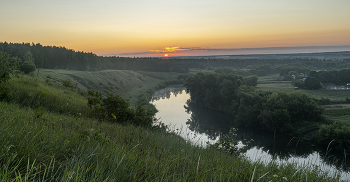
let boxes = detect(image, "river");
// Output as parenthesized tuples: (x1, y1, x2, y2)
(151, 85, 350, 181)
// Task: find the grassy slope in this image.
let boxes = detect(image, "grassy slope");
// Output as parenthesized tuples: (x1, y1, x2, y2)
(0, 101, 341, 181)
(36, 69, 181, 107)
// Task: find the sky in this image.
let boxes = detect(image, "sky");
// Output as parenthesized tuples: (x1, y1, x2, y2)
(1, 0, 350, 57)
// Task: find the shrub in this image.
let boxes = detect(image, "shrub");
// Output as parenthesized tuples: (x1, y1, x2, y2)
(19, 63, 36, 74)
(87, 90, 155, 127)
(0, 51, 19, 100)
(62, 79, 75, 88)
(293, 79, 305, 89)
(0, 51, 19, 83)
(316, 123, 350, 151)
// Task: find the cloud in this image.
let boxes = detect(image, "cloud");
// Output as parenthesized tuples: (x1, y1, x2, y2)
(149, 47, 193, 53)
(103, 45, 350, 57)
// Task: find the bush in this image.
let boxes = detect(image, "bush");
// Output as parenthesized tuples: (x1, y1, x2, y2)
(316, 123, 350, 152)
(0, 51, 19, 100)
(292, 80, 305, 89)
(62, 79, 75, 88)
(19, 63, 36, 74)
(87, 90, 155, 127)
(0, 51, 19, 83)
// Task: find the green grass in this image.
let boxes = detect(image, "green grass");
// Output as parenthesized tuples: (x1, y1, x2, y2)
(0, 101, 342, 181)
(6, 74, 88, 115)
(324, 108, 350, 126)
(256, 74, 295, 93)
(256, 74, 350, 101)
(36, 69, 182, 107)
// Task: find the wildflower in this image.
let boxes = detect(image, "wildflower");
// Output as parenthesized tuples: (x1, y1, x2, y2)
(282, 177, 288, 181)
(67, 103, 69, 105)
(273, 175, 278, 178)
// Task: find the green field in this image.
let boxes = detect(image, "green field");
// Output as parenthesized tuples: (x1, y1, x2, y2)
(256, 74, 349, 102)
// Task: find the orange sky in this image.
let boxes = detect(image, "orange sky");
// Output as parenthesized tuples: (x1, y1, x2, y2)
(1, 0, 350, 57)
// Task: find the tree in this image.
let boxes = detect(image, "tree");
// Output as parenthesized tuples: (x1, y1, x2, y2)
(19, 51, 36, 74)
(0, 51, 19, 83)
(0, 51, 19, 100)
(259, 91, 324, 133)
(304, 77, 321, 90)
(243, 75, 258, 87)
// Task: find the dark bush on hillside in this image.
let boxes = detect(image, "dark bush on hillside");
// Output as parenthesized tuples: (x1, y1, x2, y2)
(87, 90, 155, 126)
(19, 63, 36, 74)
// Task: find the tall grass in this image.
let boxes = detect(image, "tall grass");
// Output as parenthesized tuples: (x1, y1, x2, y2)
(6, 75, 88, 115)
(0, 101, 342, 181)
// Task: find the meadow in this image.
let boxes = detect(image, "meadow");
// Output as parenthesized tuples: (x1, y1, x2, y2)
(0, 71, 344, 181)
(256, 74, 350, 102)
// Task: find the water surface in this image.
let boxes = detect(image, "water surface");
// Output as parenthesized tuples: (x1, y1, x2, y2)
(151, 85, 350, 180)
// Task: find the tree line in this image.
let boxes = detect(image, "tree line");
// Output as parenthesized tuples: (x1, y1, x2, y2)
(184, 72, 325, 134)
(2, 42, 349, 74)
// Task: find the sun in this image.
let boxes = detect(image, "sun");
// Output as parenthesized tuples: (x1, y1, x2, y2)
(164, 54, 168, 57)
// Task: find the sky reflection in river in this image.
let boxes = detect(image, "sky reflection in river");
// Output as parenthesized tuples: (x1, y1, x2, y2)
(151, 85, 349, 180)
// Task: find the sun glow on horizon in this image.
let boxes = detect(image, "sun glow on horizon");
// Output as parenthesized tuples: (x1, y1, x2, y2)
(164, 54, 168, 57)
(1, 0, 349, 56)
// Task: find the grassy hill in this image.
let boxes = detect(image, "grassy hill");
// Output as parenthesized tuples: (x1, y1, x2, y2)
(35, 69, 182, 107)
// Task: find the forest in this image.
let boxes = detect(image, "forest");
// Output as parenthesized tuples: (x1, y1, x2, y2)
(1, 41, 350, 75)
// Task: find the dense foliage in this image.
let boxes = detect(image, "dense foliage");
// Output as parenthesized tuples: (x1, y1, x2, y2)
(184, 72, 244, 113)
(243, 75, 258, 87)
(317, 69, 350, 85)
(316, 123, 350, 151)
(259, 91, 324, 133)
(184, 72, 325, 134)
(0, 51, 19, 83)
(0, 51, 19, 100)
(87, 90, 155, 127)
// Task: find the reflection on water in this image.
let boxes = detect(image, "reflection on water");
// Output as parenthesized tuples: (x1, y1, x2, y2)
(151, 85, 185, 102)
(151, 85, 349, 180)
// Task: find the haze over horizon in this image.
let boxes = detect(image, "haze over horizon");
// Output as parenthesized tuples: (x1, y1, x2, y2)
(1, 0, 350, 57)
